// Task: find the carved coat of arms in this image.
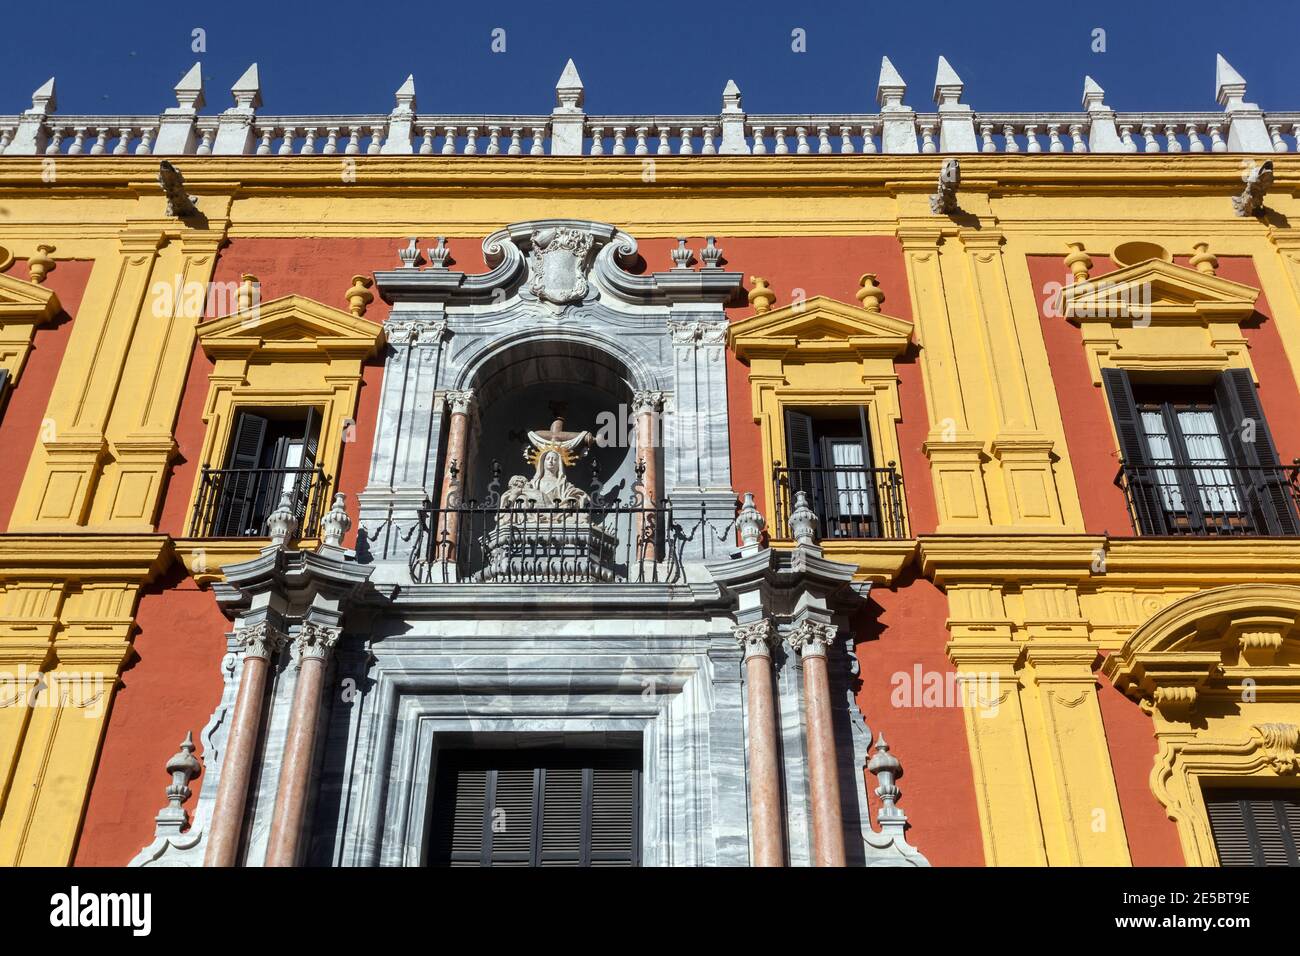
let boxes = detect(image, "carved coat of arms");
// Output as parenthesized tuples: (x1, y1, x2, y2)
(526, 227, 596, 309)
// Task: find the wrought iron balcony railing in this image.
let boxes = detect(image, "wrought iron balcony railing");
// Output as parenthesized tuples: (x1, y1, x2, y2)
(771, 463, 909, 540)
(409, 497, 695, 585)
(188, 465, 329, 538)
(1115, 461, 1300, 537)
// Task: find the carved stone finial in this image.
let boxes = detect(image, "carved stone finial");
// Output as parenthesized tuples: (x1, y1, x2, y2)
(722, 79, 743, 113)
(156, 731, 201, 830)
(1190, 242, 1219, 276)
(237, 273, 258, 312)
(26, 244, 55, 285)
(788, 490, 817, 545)
(670, 238, 694, 270)
(699, 236, 722, 269)
(932, 56, 964, 109)
(266, 491, 297, 546)
(346, 274, 374, 317)
(427, 237, 450, 270)
(1233, 160, 1272, 217)
(856, 273, 885, 312)
(867, 732, 907, 828)
(320, 493, 351, 547)
(1064, 242, 1092, 283)
(28, 77, 57, 115)
(393, 74, 417, 114)
(397, 237, 421, 269)
(748, 276, 775, 314)
(877, 56, 907, 110)
(1081, 75, 1108, 112)
(930, 158, 960, 215)
(1215, 54, 1255, 112)
(735, 491, 766, 549)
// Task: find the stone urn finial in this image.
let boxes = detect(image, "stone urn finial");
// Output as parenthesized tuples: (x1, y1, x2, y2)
(158, 731, 201, 828)
(266, 491, 297, 546)
(788, 490, 817, 545)
(748, 276, 775, 314)
(856, 273, 884, 312)
(320, 492, 351, 547)
(735, 492, 766, 549)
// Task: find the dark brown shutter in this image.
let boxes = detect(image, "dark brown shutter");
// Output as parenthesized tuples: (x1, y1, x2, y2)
(1214, 369, 1299, 535)
(429, 750, 640, 867)
(216, 411, 268, 536)
(1205, 789, 1300, 866)
(1102, 368, 1166, 534)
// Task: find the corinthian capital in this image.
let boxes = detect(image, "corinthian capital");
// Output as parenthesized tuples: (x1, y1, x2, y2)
(295, 621, 342, 664)
(444, 388, 475, 415)
(787, 620, 837, 658)
(236, 622, 287, 661)
(631, 390, 666, 414)
(734, 619, 777, 659)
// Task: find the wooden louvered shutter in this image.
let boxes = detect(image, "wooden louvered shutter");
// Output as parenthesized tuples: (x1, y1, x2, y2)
(1213, 369, 1299, 535)
(1102, 368, 1166, 534)
(216, 411, 268, 536)
(784, 409, 815, 470)
(428, 750, 640, 867)
(1205, 789, 1300, 866)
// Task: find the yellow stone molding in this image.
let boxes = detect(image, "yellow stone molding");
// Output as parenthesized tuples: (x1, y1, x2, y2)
(1102, 584, 1300, 865)
(728, 294, 913, 529)
(1061, 257, 1261, 386)
(182, 293, 384, 542)
(0, 533, 171, 866)
(0, 267, 61, 387)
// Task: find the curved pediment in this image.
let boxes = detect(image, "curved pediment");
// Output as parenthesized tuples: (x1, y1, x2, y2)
(729, 296, 912, 361)
(1062, 258, 1259, 326)
(197, 294, 384, 361)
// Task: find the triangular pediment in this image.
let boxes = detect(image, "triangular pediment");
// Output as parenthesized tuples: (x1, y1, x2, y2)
(730, 295, 912, 360)
(0, 271, 60, 324)
(1063, 259, 1258, 325)
(197, 294, 383, 359)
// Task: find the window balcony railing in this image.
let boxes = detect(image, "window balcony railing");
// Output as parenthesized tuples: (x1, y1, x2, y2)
(1115, 461, 1300, 537)
(771, 463, 909, 540)
(188, 465, 330, 538)
(408, 497, 696, 585)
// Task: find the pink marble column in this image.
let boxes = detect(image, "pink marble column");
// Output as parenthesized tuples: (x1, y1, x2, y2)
(790, 620, 846, 867)
(264, 622, 339, 868)
(205, 622, 284, 867)
(631, 390, 664, 560)
(435, 389, 474, 562)
(735, 620, 785, 866)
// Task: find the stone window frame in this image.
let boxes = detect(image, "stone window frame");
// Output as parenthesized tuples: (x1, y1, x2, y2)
(1102, 583, 1300, 866)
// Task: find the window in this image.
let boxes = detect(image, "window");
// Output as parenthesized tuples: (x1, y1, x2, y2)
(190, 407, 324, 537)
(778, 407, 905, 539)
(427, 749, 641, 867)
(1205, 788, 1300, 866)
(1104, 368, 1299, 536)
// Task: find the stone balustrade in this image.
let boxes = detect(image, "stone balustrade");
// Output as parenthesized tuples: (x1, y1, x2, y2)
(2, 55, 1294, 157)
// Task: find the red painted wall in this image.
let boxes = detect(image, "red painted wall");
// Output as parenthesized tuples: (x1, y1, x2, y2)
(82, 239, 399, 862)
(75, 570, 231, 865)
(1033, 254, 1300, 535)
(0, 258, 92, 530)
(1094, 654, 1185, 866)
(853, 573, 985, 865)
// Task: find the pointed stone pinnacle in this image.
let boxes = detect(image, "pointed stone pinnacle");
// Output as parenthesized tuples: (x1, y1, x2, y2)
(231, 63, 261, 110)
(933, 56, 964, 106)
(394, 74, 416, 113)
(555, 58, 584, 110)
(30, 77, 56, 113)
(877, 56, 907, 109)
(722, 79, 742, 112)
(1215, 53, 1252, 110)
(173, 62, 205, 110)
(1082, 75, 1107, 111)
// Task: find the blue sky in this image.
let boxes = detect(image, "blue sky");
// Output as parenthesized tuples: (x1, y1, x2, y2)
(3, 0, 1296, 117)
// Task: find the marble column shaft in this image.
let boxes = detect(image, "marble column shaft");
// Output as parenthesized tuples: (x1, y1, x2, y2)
(792, 622, 846, 866)
(737, 620, 784, 866)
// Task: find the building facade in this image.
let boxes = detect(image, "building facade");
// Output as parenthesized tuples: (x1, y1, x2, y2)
(1, 54, 1299, 867)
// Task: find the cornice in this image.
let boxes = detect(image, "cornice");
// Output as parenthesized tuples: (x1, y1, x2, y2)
(0, 534, 172, 581)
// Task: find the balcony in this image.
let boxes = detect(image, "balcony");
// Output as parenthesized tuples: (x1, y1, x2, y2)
(189, 465, 330, 538)
(409, 497, 695, 585)
(771, 464, 909, 541)
(1116, 461, 1300, 537)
